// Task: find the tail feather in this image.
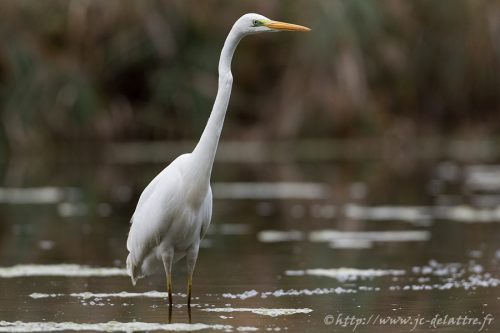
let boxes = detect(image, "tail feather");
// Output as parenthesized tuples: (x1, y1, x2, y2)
(126, 253, 139, 286)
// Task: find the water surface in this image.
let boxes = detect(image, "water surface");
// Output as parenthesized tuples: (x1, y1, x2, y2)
(0, 145, 499, 332)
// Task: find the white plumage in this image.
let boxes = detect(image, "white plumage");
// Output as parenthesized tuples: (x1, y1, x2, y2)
(125, 13, 310, 307)
(126, 154, 212, 282)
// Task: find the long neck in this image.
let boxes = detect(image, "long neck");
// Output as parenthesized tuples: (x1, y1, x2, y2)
(192, 27, 242, 177)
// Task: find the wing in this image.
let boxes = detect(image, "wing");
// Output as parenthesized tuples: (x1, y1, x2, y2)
(199, 186, 213, 240)
(126, 155, 188, 266)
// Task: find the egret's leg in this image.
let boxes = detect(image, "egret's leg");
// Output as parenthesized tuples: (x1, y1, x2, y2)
(186, 246, 199, 307)
(168, 277, 173, 305)
(161, 248, 174, 306)
(168, 303, 172, 323)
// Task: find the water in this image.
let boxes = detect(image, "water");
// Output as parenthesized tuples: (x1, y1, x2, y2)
(0, 144, 499, 332)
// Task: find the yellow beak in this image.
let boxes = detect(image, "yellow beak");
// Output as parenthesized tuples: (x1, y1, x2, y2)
(264, 20, 311, 32)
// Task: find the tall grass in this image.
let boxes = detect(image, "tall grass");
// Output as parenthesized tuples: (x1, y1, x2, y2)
(0, 0, 499, 150)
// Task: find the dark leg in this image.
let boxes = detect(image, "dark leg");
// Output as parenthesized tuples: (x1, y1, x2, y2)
(168, 302, 173, 323)
(187, 275, 193, 307)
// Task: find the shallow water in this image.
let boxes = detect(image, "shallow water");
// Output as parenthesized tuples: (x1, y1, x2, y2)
(0, 149, 499, 332)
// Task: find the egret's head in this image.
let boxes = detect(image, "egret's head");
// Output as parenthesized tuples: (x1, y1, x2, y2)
(235, 13, 311, 36)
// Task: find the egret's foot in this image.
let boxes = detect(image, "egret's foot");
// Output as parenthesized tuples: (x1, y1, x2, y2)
(187, 276, 193, 307)
(187, 305, 192, 323)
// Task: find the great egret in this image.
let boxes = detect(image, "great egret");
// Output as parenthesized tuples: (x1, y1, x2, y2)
(126, 13, 310, 307)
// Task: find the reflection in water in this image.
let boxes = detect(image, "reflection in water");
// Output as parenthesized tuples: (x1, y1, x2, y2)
(257, 229, 431, 249)
(309, 230, 431, 246)
(0, 187, 80, 204)
(433, 205, 500, 223)
(465, 165, 500, 191)
(57, 202, 89, 217)
(257, 230, 304, 242)
(345, 204, 432, 225)
(212, 182, 329, 199)
(208, 224, 251, 235)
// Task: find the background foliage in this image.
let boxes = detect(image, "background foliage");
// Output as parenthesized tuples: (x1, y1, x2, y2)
(1, 0, 499, 151)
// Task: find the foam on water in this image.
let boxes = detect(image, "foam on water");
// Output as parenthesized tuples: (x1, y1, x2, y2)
(222, 290, 259, 300)
(32, 288, 355, 302)
(217, 263, 498, 298)
(260, 287, 357, 298)
(388, 274, 500, 292)
(0, 321, 241, 332)
(0, 264, 127, 278)
(389, 260, 500, 291)
(29, 293, 58, 299)
(201, 308, 313, 317)
(222, 287, 356, 300)
(236, 326, 258, 332)
(284, 261, 499, 292)
(285, 268, 405, 282)
(29, 291, 168, 300)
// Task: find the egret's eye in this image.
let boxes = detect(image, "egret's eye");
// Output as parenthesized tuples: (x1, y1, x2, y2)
(252, 20, 262, 27)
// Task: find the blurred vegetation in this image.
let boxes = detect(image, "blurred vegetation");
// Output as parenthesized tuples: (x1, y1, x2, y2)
(0, 0, 499, 152)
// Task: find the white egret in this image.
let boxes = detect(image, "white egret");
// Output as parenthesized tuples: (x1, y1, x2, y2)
(126, 13, 310, 307)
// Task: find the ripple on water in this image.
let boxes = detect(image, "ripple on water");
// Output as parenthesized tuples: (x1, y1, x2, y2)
(257, 230, 304, 242)
(465, 164, 500, 192)
(309, 230, 431, 244)
(0, 187, 80, 204)
(212, 182, 329, 200)
(257, 229, 431, 248)
(344, 204, 432, 225)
